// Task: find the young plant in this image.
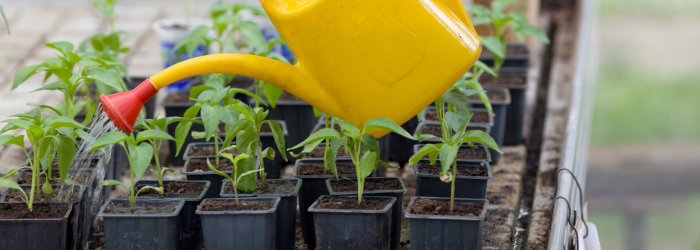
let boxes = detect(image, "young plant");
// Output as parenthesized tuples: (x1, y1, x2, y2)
(205, 153, 258, 204)
(0, 108, 84, 212)
(13, 41, 126, 125)
(89, 131, 165, 210)
(467, 0, 550, 72)
(409, 93, 503, 211)
(133, 115, 188, 188)
(291, 111, 339, 177)
(179, 74, 263, 169)
(291, 116, 414, 204)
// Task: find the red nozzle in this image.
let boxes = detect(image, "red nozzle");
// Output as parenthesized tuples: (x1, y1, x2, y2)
(100, 79, 158, 133)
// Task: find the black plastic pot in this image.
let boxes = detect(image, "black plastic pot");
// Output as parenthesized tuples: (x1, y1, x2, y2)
(220, 178, 301, 250)
(388, 116, 419, 166)
(293, 158, 356, 248)
(421, 106, 494, 127)
(0, 202, 73, 250)
(413, 161, 492, 199)
(482, 67, 528, 146)
(131, 180, 211, 250)
(254, 93, 317, 163)
(404, 197, 489, 250)
(308, 195, 395, 250)
(326, 178, 406, 250)
(196, 197, 280, 250)
(183, 156, 232, 199)
(470, 87, 510, 163)
(99, 199, 185, 250)
(413, 144, 492, 165)
(478, 44, 530, 68)
(0, 185, 85, 250)
(414, 121, 492, 143)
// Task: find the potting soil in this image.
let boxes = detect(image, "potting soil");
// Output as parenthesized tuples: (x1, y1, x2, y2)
(409, 199, 484, 216)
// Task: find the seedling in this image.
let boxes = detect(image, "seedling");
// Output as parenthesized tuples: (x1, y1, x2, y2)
(89, 131, 166, 210)
(13, 41, 126, 125)
(180, 74, 263, 169)
(291, 116, 414, 203)
(133, 115, 191, 188)
(467, 0, 550, 72)
(0, 108, 84, 212)
(206, 153, 259, 204)
(291, 111, 339, 177)
(409, 93, 502, 211)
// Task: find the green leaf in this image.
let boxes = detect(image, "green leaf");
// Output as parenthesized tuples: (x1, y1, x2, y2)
(3, 118, 32, 130)
(174, 106, 201, 155)
(237, 21, 266, 53)
(313, 108, 323, 118)
(289, 128, 342, 150)
(54, 136, 76, 185)
(473, 60, 497, 77)
(466, 4, 491, 16)
(0, 179, 25, 201)
(362, 118, 414, 140)
(438, 143, 460, 175)
(100, 179, 124, 187)
(201, 105, 223, 140)
(262, 81, 283, 108)
(445, 111, 471, 134)
(223, 119, 249, 149)
(229, 88, 266, 105)
(236, 156, 257, 191)
(2, 167, 30, 179)
(332, 116, 360, 135)
(136, 186, 164, 196)
(12, 65, 41, 90)
(136, 129, 175, 143)
(324, 138, 342, 179)
(481, 36, 505, 58)
(471, 16, 493, 26)
(261, 147, 275, 160)
(462, 130, 502, 153)
(266, 120, 287, 161)
(42, 116, 85, 131)
(87, 67, 125, 92)
(45, 41, 74, 55)
(360, 134, 380, 156)
(0, 5, 9, 35)
(89, 131, 128, 151)
(42, 180, 53, 194)
(379, 161, 398, 169)
(466, 80, 494, 115)
(292, 139, 322, 157)
(0, 135, 24, 148)
(129, 142, 154, 178)
(520, 24, 550, 44)
(220, 107, 241, 126)
(206, 158, 232, 179)
(359, 151, 377, 179)
(232, 2, 266, 16)
(236, 127, 257, 155)
(409, 144, 440, 165)
(491, 0, 512, 14)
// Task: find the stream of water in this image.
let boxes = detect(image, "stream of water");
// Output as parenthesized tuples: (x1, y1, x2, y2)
(52, 105, 116, 250)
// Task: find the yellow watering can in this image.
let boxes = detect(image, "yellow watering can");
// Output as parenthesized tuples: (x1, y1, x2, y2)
(100, 0, 482, 137)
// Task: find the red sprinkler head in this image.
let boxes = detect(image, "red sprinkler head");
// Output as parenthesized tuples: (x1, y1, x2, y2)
(100, 79, 158, 133)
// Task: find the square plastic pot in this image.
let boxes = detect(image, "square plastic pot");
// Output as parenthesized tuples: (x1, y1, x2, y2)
(405, 197, 489, 250)
(413, 161, 492, 199)
(484, 67, 529, 146)
(0, 202, 73, 250)
(292, 158, 357, 248)
(182, 141, 233, 162)
(130, 180, 211, 250)
(220, 178, 301, 250)
(99, 199, 185, 250)
(413, 143, 492, 165)
(326, 178, 407, 250)
(478, 44, 530, 68)
(183, 156, 231, 199)
(196, 197, 280, 250)
(421, 107, 494, 127)
(387, 116, 419, 166)
(308, 195, 395, 250)
(0, 185, 85, 250)
(470, 87, 511, 163)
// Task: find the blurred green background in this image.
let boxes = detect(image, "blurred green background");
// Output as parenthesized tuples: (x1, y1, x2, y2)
(588, 0, 700, 249)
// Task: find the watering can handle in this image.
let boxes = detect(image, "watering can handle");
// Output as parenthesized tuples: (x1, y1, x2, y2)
(149, 53, 317, 102)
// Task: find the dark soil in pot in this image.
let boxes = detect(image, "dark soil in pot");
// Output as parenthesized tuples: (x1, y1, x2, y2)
(416, 144, 490, 161)
(470, 89, 509, 101)
(405, 197, 488, 250)
(420, 124, 487, 137)
(17, 169, 93, 185)
(186, 158, 235, 172)
(329, 178, 402, 192)
(188, 145, 238, 157)
(0, 203, 72, 250)
(413, 161, 492, 199)
(408, 198, 485, 216)
(184, 158, 234, 198)
(309, 195, 395, 250)
(222, 179, 301, 250)
(426, 110, 491, 123)
(196, 197, 279, 250)
(3, 186, 81, 202)
(418, 164, 489, 176)
(302, 144, 351, 158)
(164, 92, 193, 103)
(296, 161, 356, 175)
(99, 199, 183, 250)
(136, 181, 206, 198)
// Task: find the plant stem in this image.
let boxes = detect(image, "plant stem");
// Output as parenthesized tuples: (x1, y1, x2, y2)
(129, 169, 135, 211)
(215, 136, 220, 168)
(257, 138, 265, 186)
(152, 139, 163, 188)
(450, 161, 456, 211)
(28, 149, 40, 212)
